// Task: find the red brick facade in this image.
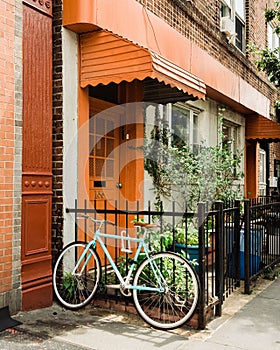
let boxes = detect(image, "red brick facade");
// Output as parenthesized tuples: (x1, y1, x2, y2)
(0, 0, 15, 295)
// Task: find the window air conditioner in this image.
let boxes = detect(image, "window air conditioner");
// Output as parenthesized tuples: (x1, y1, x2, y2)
(269, 177, 278, 188)
(220, 16, 235, 36)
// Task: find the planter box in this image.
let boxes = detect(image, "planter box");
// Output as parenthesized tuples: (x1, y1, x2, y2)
(175, 243, 211, 271)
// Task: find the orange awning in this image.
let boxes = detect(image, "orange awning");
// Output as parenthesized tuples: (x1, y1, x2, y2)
(80, 30, 206, 100)
(246, 115, 280, 142)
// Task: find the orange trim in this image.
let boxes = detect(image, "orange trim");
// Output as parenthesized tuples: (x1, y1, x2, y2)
(80, 30, 206, 100)
(246, 115, 280, 142)
(245, 141, 258, 199)
(63, 0, 270, 116)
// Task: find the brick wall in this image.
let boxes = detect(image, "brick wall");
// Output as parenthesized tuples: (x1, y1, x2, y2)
(136, 0, 277, 102)
(0, 0, 22, 312)
(0, 1, 15, 294)
(52, 0, 64, 264)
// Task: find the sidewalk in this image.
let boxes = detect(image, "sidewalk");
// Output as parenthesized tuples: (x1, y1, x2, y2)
(0, 277, 279, 350)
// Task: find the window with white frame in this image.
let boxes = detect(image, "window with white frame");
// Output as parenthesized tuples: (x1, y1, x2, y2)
(222, 121, 239, 176)
(144, 103, 199, 152)
(170, 104, 199, 152)
(221, 0, 245, 52)
(259, 149, 266, 195)
(268, 23, 280, 54)
(222, 122, 238, 153)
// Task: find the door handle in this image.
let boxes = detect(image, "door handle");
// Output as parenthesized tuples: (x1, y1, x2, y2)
(116, 183, 123, 189)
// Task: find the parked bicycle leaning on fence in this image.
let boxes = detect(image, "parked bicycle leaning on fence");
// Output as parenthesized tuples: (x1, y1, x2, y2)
(53, 214, 200, 330)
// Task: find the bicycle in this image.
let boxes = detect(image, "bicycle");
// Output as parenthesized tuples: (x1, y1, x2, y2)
(53, 215, 200, 330)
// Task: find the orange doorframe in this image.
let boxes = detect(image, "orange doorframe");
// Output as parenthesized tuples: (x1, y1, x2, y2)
(245, 141, 258, 199)
(77, 80, 145, 210)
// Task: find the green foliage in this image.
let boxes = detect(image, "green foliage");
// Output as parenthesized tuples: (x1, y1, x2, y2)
(61, 273, 78, 299)
(248, 1, 280, 88)
(248, 44, 280, 87)
(172, 218, 211, 247)
(143, 105, 172, 210)
(265, 1, 280, 24)
(263, 266, 280, 280)
(143, 109, 244, 212)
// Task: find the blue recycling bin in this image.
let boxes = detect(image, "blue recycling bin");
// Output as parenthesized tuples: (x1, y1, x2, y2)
(229, 226, 263, 279)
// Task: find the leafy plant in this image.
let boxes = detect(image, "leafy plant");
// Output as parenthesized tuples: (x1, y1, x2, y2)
(143, 108, 244, 212)
(61, 273, 78, 299)
(173, 219, 211, 246)
(248, 1, 280, 89)
(263, 266, 280, 280)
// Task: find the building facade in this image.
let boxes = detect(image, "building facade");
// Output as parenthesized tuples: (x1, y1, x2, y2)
(1, 0, 280, 313)
(54, 0, 280, 312)
(1, 0, 53, 313)
(0, 0, 22, 313)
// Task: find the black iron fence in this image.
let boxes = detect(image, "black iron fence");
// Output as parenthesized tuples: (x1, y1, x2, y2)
(65, 197, 280, 329)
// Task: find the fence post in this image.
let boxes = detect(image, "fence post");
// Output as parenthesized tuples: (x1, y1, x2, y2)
(244, 199, 251, 294)
(233, 200, 241, 287)
(198, 202, 206, 329)
(215, 201, 224, 317)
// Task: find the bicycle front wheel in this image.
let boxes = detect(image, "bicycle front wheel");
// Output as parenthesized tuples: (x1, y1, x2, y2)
(132, 252, 199, 330)
(53, 242, 101, 309)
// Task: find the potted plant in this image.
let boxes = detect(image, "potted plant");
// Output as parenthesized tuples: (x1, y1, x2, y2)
(173, 220, 211, 270)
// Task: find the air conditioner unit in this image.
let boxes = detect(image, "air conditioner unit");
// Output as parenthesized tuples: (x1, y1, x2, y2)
(220, 16, 235, 36)
(269, 177, 278, 188)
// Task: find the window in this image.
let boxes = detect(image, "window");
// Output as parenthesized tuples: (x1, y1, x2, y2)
(222, 122, 237, 154)
(222, 121, 239, 176)
(221, 0, 245, 52)
(221, 0, 231, 17)
(144, 103, 199, 152)
(259, 149, 266, 195)
(268, 23, 280, 53)
(170, 104, 199, 152)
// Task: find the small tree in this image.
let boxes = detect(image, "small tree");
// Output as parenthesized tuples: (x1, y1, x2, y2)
(143, 108, 244, 211)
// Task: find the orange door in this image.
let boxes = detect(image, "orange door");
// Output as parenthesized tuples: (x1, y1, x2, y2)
(89, 98, 122, 210)
(87, 98, 125, 262)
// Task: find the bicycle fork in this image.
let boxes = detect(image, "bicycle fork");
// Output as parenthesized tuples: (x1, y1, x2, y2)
(71, 241, 96, 276)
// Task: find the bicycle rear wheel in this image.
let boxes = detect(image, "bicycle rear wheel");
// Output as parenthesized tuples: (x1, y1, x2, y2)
(53, 242, 101, 309)
(132, 252, 199, 330)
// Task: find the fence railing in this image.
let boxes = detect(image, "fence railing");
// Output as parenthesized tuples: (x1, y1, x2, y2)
(65, 197, 280, 329)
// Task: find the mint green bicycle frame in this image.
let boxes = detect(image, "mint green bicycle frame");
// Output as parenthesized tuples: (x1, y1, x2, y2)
(74, 223, 165, 293)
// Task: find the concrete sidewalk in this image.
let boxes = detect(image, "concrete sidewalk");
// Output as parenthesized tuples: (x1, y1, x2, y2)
(0, 277, 279, 350)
